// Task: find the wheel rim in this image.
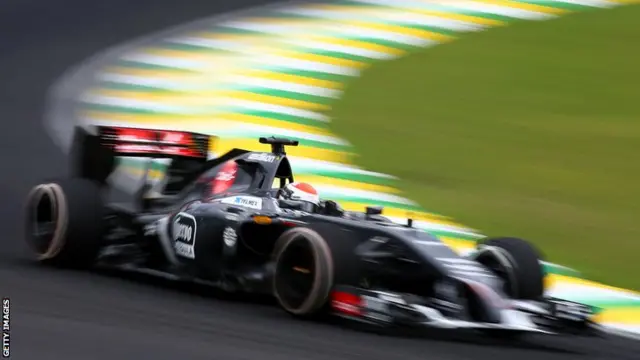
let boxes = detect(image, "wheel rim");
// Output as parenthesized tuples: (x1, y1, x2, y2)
(474, 250, 517, 297)
(27, 187, 57, 255)
(274, 235, 316, 311)
(25, 184, 68, 260)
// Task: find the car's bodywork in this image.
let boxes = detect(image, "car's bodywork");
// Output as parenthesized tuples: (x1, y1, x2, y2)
(26, 125, 601, 338)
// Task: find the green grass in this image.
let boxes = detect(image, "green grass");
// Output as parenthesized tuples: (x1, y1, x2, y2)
(329, 5, 640, 291)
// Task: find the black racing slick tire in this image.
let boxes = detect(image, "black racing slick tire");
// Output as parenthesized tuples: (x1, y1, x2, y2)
(471, 237, 545, 300)
(24, 178, 104, 268)
(272, 227, 334, 317)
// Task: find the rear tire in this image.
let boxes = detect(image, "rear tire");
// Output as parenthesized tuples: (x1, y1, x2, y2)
(471, 237, 545, 300)
(271, 227, 334, 317)
(24, 178, 104, 268)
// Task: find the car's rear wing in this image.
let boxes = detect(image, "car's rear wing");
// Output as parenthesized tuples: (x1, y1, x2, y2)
(70, 125, 213, 189)
(98, 126, 210, 159)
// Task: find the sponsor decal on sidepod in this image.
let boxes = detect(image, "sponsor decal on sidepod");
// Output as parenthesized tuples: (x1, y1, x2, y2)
(172, 212, 197, 259)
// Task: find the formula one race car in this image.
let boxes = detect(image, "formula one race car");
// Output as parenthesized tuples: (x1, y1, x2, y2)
(25, 125, 601, 338)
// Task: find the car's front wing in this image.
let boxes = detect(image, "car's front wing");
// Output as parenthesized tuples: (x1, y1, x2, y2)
(329, 285, 600, 337)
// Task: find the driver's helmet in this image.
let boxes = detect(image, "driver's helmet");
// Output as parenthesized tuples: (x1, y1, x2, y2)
(279, 182, 320, 213)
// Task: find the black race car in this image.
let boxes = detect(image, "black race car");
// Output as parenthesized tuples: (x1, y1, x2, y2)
(25, 125, 601, 337)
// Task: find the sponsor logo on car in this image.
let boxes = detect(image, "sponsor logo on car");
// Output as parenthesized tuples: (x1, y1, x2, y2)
(220, 196, 263, 210)
(223, 227, 237, 247)
(331, 291, 362, 317)
(172, 212, 197, 259)
(248, 153, 276, 163)
(210, 160, 238, 195)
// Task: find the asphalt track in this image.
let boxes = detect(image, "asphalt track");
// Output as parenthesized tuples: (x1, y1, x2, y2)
(0, 1, 639, 359)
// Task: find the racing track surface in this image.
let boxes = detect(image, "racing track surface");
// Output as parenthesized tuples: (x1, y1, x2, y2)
(0, 1, 639, 359)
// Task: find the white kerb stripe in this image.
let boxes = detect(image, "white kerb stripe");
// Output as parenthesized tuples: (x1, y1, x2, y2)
(228, 75, 341, 98)
(382, 12, 486, 32)
(331, 25, 438, 47)
(446, 1, 556, 20)
(223, 99, 330, 121)
(168, 36, 254, 53)
(218, 20, 322, 36)
(120, 53, 205, 71)
(556, 0, 617, 8)
(98, 73, 208, 91)
(286, 39, 398, 60)
(257, 55, 361, 76)
(80, 94, 184, 113)
(280, 6, 485, 32)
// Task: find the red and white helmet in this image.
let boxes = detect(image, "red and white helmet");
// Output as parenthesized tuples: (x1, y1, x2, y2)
(279, 182, 320, 212)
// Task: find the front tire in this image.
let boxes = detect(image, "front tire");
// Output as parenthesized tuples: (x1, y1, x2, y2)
(470, 237, 545, 300)
(271, 227, 334, 317)
(24, 178, 104, 268)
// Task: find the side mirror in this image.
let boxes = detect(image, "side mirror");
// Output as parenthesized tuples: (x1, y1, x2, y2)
(365, 205, 383, 216)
